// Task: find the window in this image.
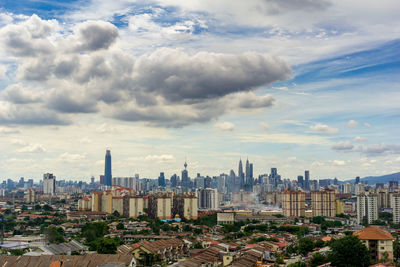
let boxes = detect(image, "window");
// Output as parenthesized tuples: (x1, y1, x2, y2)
(381, 247, 385, 250)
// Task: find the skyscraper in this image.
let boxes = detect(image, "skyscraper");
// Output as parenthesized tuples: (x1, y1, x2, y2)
(245, 158, 250, 183)
(238, 159, 244, 187)
(104, 150, 112, 186)
(249, 163, 253, 185)
(43, 173, 56, 195)
(158, 172, 166, 187)
(181, 161, 189, 190)
(304, 170, 310, 191)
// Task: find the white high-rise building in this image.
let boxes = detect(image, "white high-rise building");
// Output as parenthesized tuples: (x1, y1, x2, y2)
(343, 182, 354, 194)
(357, 192, 378, 224)
(392, 194, 400, 224)
(43, 173, 56, 195)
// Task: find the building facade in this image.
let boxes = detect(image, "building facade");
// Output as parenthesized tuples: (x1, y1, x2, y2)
(311, 189, 336, 217)
(282, 189, 305, 217)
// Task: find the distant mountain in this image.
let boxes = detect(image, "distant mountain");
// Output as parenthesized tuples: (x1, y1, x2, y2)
(321, 172, 400, 185)
(359, 172, 400, 185)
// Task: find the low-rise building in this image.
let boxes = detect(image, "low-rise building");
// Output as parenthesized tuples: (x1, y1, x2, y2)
(353, 227, 394, 262)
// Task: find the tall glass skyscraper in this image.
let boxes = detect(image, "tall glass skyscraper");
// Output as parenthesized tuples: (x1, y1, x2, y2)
(105, 150, 112, 186)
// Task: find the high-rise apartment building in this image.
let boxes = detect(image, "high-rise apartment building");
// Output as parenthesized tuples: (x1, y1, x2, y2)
(25, 188, 36, 203)
(104, 150, 112, 186)
(357, 192, 378, 224)
(197, 188, 219, 210)
(311, 189, 336, 217)
(43, 173, 56, 195)
(392, 194, 400, 224)
(297, 176, 304, 189)
(282, 189, 305, 217)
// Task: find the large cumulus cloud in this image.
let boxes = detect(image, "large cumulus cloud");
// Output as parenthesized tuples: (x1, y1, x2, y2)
(0, 15, 292, 127)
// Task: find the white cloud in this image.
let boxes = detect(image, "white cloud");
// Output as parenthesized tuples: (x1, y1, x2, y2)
(240, 132, 329, 145)
(10, 139, 27, 146)
(58, 152, 86, 162)
(214, 122, 235, 132)
(128, 154, 176, 163)
(309, 123, 338, 134)
(332, 160, 346, 166)
(364, 122, 371, 128)
(354, 136, 368, 142)
(0, 127, 20, 134)
(347, 120, 358, 127)
(260, 122, 270, 130)
(16, 144, 45, 153)
(332, 141, 354, 151)
(0, 64, 6, 79)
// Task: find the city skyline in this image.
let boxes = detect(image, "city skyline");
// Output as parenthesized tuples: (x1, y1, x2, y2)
(0, 1, 399, 180)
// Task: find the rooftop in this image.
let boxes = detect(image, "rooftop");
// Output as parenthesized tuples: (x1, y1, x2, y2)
(354, 227, 394, 241)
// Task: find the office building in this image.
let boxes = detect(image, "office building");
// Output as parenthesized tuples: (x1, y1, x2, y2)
(297, 176, 304, 189)
(158, 172, 166, 187)
(357, 192, 378, 224)
(104, 150, 112, 186)
(43, 173, 56, 195)
(311, 189, 336, 217)
(304, 170, 310, 191)
(282, 189, 305, 217)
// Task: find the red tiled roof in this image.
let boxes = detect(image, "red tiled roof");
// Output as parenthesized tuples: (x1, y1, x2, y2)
(354, 227, 394, 241)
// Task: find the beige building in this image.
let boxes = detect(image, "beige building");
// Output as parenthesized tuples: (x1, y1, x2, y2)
(231, 190, 254, 203)
(91, 192, 102, 212)
(354, 227, 394, 262)
(217, 212, 235, 224)
(148, 194, 172, 220)
(311, 189, 336, 217)
(78, 197, 92, 211)
(129, 196, 144, 218)
(112, 196, 124, 215)
(282, 189, 305, 217)
(24, 188, 36, 203)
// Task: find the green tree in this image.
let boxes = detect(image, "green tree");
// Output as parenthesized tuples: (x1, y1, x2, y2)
(113, 210, 120, 217)
(96, 237, 118, 254)
(10, 249, 24, 256)
(314, 239, 325, 248)
(298, 237, 314, 256)
(45, 226, 65, 244)
(288, 261, 306, 267)
(43, 204, 53, 211)
(328, 235, 370, 267)
(81, 222, 109, 243)
(116, 222, 124, 230)
(309, 253, 328, 267)
(394, 240, 400, 261)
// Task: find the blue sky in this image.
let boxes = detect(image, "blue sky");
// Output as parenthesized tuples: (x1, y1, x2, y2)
(0, 0, 399, 181)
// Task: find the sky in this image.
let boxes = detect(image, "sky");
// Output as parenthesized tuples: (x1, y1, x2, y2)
(0, 0, 399, 182)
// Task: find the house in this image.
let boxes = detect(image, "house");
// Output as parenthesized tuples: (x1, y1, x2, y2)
(353, 227, 394, 262)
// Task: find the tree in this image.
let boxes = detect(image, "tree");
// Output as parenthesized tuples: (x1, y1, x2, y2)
(43, 204, 53, 211)
(309, 253, 328, 267)
(314, 239, 325, 248)
(10, 249, 24, 256)
(113, 210, 120, 217)
(45, 226, 65, 244)
(298, 237, 314, 256)
(394, 240, 400, 261)
(328, 235, 370, 267)
(96, 237, 118, 254)
(81, 222, 109, 243)
(288, 261, 306, 267)
(116, 222, 124, 230)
